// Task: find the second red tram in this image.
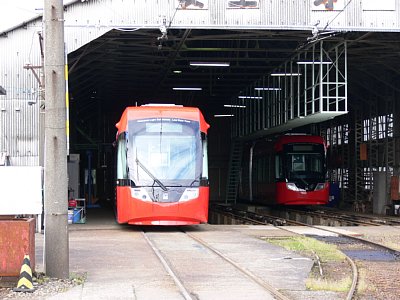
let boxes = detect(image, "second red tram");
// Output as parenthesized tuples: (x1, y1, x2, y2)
(239, 135, 329, 205)
(115, 104, 210, 225)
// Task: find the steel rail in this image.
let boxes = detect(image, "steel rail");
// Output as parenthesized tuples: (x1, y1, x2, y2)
(212, 206, 291, 226)
(141, 231, 194, 300)
(184, 231, 292, 300)
(250, 219, 360, 300)
(213, 204, 400, 299)
(345, 255, 358, 300)
(275, 207, 381, 226)
(311, 225, 400, 257)
(321, 208, 400, 226)
(212, 206, 359, 300)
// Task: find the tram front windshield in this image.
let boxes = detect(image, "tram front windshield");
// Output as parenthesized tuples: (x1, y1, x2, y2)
(284, 143, 326, 181)
(127, 118, 202, 187)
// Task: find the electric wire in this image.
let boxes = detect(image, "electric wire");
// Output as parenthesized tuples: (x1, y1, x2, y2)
(323, 0, 354, 31)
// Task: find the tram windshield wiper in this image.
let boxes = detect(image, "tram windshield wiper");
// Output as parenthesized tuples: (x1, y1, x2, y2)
(135, 158, 168, 191)
(189, 177, 200, 187)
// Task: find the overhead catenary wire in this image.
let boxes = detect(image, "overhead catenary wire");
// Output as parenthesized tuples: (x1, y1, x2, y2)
(323, 0, 354, 31)
(299, 0, 354, 48)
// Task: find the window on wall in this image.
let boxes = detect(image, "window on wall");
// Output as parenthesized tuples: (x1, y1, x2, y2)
(363, 167, 394, 190)
(363, 114, 393, 141)
(326, 124, 349, 146)
(227, 0, 259, 9)
(177, 0, 208, 10)
(363, 0, 395, 11)
(363, 167, 373, 190)
(311, 0, 345, 11)
(329, 168, 349, 189)
(338, 168, 348, 189)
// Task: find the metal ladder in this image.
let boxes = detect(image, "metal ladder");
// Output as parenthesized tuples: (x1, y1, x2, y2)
(225, 139, 243, 204)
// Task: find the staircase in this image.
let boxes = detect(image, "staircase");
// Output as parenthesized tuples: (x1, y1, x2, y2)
(225, 139, 243, 204)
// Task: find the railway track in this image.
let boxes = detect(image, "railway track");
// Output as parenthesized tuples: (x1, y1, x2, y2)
(287, 206, 400, 227)
(211, 204, 400, 300)
(284, 226, 400, 300)
(142, 228, 291, 300)
(211, 203, 400, 227)
(316, 207, 400, 227)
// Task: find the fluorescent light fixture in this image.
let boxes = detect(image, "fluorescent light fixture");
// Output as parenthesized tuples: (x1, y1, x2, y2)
(172, 87, 202, 91)
(297, 61, 333, 65)
(238, 96, 262, 99)
(224, 104, 246, 108)
(173, 70, 182, 74)
(143, 104, 182, 107)
(214, 114, 234, 117)
(190, 62, 230, 67)
(271, 73, 301, 76)
(254, 87, 281, 91)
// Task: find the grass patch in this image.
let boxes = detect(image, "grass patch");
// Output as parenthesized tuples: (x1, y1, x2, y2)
(356, 266, 375, 295)
(70, 272, 87, 285)
(265, 236, 346, 262)
(265, 236, 352, 292)
(306, 276, 352, 292)
(34, 272, 50, 284)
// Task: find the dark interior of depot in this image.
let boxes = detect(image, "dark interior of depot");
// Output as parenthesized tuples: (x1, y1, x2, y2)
(66, 28, 400, 212)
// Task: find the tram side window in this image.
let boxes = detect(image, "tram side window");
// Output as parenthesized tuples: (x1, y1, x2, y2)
(202, 134, 209, 180)
(267, 155, 273, 183)
(257, 159, 263, 182)
(275, 154, 284, 180)
(117, 133, 128, 180)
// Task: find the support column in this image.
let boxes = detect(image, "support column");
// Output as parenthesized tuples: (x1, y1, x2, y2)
(43, 0, 69, 279)
(394, 95, 400, 175)
(373, 171, 387, 215)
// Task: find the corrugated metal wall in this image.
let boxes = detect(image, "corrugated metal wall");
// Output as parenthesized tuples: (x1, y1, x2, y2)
(0, 19, 43, 166)
(2, 0, 400, 166)
(0, 100, 39, 166)
(58, 0, 400, 31)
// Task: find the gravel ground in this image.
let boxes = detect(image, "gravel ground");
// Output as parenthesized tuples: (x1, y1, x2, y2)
(0, 273, 84, 299)
(356, 261, 400, 300)
(352, 230, 400, 299)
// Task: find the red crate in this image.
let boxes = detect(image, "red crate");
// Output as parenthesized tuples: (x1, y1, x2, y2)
(0, 218, 35, 277)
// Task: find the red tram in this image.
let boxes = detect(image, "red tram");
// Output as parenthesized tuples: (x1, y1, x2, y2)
(114, 104, 210, 225)
(239, 135, 329, 205)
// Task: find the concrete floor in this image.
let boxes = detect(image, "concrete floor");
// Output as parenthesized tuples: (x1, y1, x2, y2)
(32, 206, 348, 300)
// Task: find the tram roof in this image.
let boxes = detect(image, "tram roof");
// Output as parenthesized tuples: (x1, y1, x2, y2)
(115, 105, 210, 135)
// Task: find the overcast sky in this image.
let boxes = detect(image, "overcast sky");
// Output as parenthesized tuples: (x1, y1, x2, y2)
(0, 0, 44, 32)
(0, 0, 77, 32)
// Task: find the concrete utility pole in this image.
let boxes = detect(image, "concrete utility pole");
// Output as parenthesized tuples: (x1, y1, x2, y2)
(43, 0, 69, 278)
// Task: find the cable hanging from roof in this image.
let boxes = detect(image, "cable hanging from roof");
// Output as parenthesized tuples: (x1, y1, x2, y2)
(157, 1, 181, 50)
(306, 0, 354, 44)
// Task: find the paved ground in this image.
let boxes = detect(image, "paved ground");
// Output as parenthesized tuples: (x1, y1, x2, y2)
(29, 204, 400, 300)
(14, 206, 397, 300)
(31, 206, 322, 299)
(4, 204, 400, 299)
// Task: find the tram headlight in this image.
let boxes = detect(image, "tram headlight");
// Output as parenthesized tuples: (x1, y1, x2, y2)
(286, 183, 301, 191)
(314, 183, 326, 191)
(179, 188, 199, 202)
(131, 188, 152, 202)
(286, 183, 307, 192)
